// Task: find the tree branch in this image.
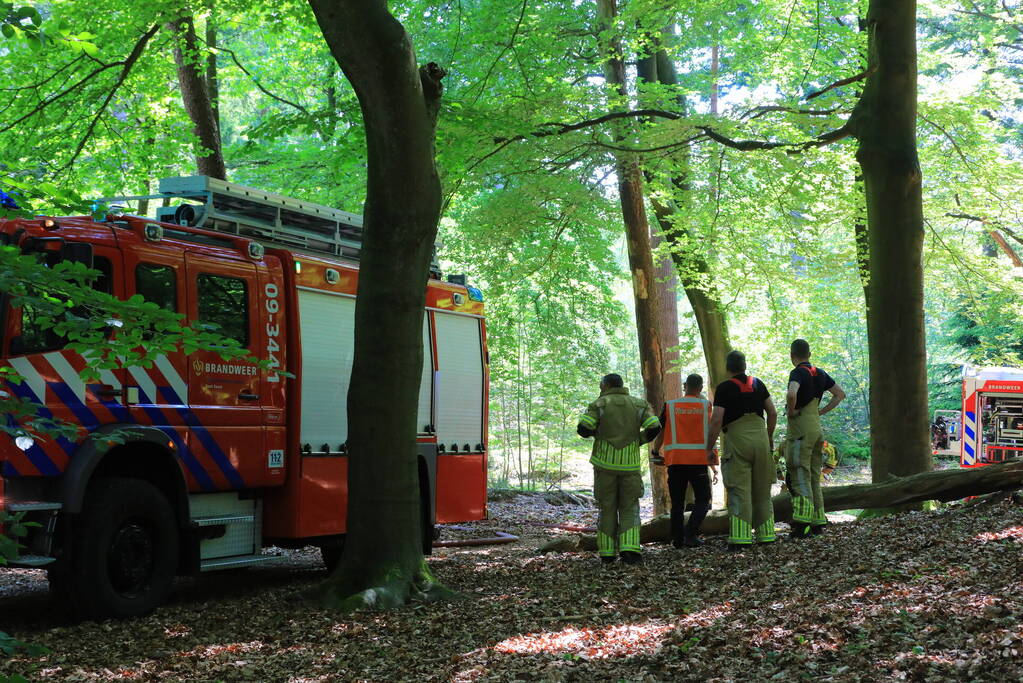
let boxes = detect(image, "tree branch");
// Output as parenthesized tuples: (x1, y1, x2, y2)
(57, 24, 161, 173)
(215, 42, 312, 117)
(742, 105, 842, 120)
(419, 62, 446, 126)
(805, 65, 877, 100)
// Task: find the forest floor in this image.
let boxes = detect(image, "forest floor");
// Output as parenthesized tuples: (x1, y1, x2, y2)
(3, 478, 1023, 682)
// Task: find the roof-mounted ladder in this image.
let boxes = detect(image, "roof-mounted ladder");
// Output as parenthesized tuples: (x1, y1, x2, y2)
(153, 175, 366, 261)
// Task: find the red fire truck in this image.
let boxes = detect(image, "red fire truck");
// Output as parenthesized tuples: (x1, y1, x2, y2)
(960, 365, 1023, 467)
(0, 176, 488, 618)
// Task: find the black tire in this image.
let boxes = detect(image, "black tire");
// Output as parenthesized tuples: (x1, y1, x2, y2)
(63, 477, 179, 619)
(320, 538, 345, 573)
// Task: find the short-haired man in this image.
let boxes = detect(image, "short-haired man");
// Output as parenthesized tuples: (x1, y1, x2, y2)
(785, 339, 846, 538)
(706, 351, 778, 549)
(651, 374, 717, 548)
(578, 373, 661, 565)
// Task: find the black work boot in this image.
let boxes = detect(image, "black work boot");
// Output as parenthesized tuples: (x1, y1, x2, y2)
(600, 555, 617, 565)
(682, 530, 704, 547)
(810, 524, 826, 536)
(620, 551, 643, 566)
(789, 522, 812, 540)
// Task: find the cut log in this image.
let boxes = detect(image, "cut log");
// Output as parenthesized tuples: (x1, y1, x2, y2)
(574, 462, 1023, 549)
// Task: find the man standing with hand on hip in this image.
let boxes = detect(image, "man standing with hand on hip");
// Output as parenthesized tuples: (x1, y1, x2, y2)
(785, 339, 846, 538)
(706, 351, 778, 549)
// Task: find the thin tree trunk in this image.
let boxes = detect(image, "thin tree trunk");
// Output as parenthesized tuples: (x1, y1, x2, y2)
(168, 14, 226, 180)
(309, 0, 450, 610)
(525, 346, 534, 490)
(847, 0, 931, 481)
(204, 0, 221, 135)
(637, 38, 731, 388)
(596, 0, 668, 515)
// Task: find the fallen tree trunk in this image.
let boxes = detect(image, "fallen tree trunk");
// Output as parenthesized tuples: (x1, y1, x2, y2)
(572, 462, 1023, 550)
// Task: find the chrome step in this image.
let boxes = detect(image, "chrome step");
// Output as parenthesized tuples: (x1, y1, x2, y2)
(199, 554, 281, 572)
(6, 501, 62, 512)
(193, 514, 255, 527)
(11, 554, 56, 567)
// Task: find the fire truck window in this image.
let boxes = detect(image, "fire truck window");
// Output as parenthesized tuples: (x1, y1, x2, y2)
(135, 263, 177, 312)
(15, 256, 113, 354)
(197, 274, 249, 347)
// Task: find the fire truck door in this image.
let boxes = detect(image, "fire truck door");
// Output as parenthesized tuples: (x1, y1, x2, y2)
(5, 242, 126, 477)
(182, 252, 263, 491)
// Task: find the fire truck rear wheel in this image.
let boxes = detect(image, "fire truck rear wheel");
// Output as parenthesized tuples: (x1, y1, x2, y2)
(67, 477, 179, 619)
(320, 540, 345, 573)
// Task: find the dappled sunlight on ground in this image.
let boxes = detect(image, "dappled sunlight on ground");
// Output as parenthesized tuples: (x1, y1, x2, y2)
(493, 620, 672, 659)
(974, 525, 1023, 543)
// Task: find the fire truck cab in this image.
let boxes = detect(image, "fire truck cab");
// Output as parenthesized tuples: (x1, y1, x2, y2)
(960, 365, 1023, 467)
(0, 176, 488, 618)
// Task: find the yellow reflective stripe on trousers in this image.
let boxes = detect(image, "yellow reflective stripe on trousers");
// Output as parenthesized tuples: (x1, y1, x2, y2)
(792, 495, 814, 523)
(589, 440, 641, 471)
(812, 506, 827, 525)
(756, 518, 776, 542)
(619, 525, 640, 552)
(597, 531, 615, 557)
(729, 515, 753, 544)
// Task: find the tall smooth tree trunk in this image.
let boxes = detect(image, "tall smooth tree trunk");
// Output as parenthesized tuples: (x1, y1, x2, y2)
(309, 0, 451, 610)
(204, 0, 221, 135)
(168, 14, 227, 180)
(637, 40, 732, 389)
(847, 0, 931, 480)
(596, 0, 668, 515)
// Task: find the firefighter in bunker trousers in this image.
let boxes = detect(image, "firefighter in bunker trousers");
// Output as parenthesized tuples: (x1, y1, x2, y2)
(785, 338, 846, 538)
(577, 373, 661, 564)
(651, 373, 717, 548)
(706, 351, 779, 547)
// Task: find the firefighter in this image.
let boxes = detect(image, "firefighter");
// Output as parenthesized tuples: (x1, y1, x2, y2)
(650, 373, 718, 548)
(821, 440, 839, 481)
(705, 351, 778, 549)
(785, 339, 846, 539)
(577, 373, 661, 565)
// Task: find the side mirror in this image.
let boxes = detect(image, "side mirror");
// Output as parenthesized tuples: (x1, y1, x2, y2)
(59, 242, 93, 267)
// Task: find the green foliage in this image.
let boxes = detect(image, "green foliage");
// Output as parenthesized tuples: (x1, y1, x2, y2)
(0, 0, 1021, 480)
(0, 629, 47, 659)
(0, 510, 35, 566)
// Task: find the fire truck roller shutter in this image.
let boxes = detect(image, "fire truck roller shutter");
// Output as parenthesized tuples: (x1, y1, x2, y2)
(298, 289, 435, 448)
(434, 312, 485, 451)
(418, 315, 434, 433)
(298, 289, 356, 449)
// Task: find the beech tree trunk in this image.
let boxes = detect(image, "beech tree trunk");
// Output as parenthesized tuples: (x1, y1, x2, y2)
(569, 461, 1023, 547)
(596, 0, 668, 515)
(309, 0, 450, 611)
(204, 0, 221, 135)
(168, 14, 227, 180)
(847, 0, 930, 481)
(636, 41, 731, 389)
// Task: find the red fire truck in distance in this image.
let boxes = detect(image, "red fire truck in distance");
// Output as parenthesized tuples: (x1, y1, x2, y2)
(960, 365, 1023, 467)
(0, 176, 488, 618)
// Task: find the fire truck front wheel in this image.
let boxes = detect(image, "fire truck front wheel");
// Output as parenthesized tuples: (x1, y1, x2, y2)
(61, 477, 179, 619)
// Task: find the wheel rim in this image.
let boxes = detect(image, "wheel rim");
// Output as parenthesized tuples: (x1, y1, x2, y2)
(107, 518, 156, 598)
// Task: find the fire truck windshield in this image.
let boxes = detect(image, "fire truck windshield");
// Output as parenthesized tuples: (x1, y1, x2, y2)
(9, 253, 112, 356)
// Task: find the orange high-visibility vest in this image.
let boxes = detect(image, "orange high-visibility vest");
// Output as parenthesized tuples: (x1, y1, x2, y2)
(662, 397, 711, 465)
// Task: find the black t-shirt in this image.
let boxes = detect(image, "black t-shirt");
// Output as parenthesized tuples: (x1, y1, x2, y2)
(788, 362, 836, 409)
(713, 375, 770, 428)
